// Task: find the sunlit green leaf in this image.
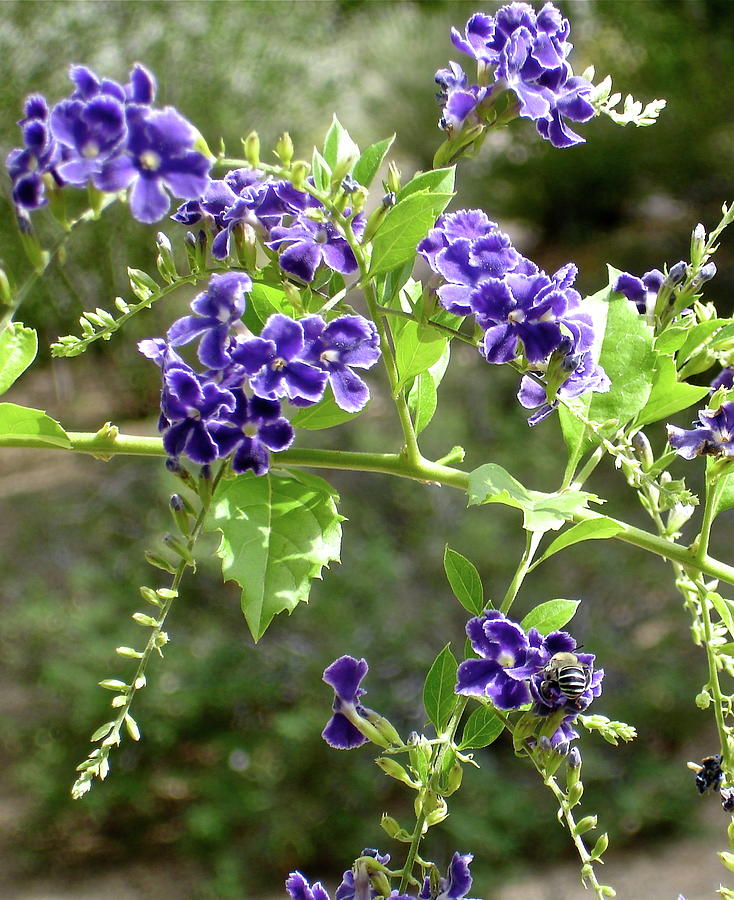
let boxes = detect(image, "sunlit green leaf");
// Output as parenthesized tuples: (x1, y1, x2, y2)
(444, 546, 484, 616)
(0, 403, 71, 448)
(423, 643, 458, 733)
(521, 599, 579, 634)
(353, 135, 394, 188)
(0, 322, 37, 396)
(458, 706, 504, 750)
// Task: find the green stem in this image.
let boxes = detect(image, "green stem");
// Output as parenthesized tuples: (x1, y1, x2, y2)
(698, 577, 732, 771)
(500, 530, 543, 614)
(6, 431, 734, 585)
(398, 803, 428, 894)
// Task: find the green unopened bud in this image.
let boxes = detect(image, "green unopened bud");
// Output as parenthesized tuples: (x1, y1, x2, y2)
(696, 690, 712, 709)
(283, 280, 303, 314)
(127, 266, 159, 301)
(632, 431, 654, 471)
(590, 832, 609, 860)
(170, 493, 192, 536)
(567, 782, 584, 806)
(274, 132, 294, 167)
(691, 223, 707, 267)
(363, 708, 402, 746)
(243, 130, 260, 168)
(719, 851, 734, 873)
(290, 160, 310, 191)
(380, 814, 402, 838)
(375, 757, 418, 788)
(422, 795, 448, 827)
(443, 761, 463, 795)
(599, 886, 616, 898)
(163, 533, 195, 564)
(155, 231, 178, 282)
(233, 221, 258, 271)
(184, 231, 199, 272)
(140, 586, 163, 607)
(574, 815, 597, 835)
(349, 186, 367, 215)
(198, 464, 213, 505)
(385, 161, 401, 195)
(580, 863, 594, 882)
(363, 202, 391, 243)
(0, 267, 12, 308)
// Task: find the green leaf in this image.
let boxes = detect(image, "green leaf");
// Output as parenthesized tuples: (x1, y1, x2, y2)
(654, 323, 689, 354)
(322, 115, 360, 175)
(396, 167, 455, 201)
(0, 322, 37, 396)
(708, 592, 734, 641)
(407, 342, 450, 435)
(635, 356, 710, 427)
(368, 191, 454, 278)
(289, 388, 363, 430)
(444, 546, 484, 616)
(311, 148, 331, 192)
(352, 135, 394, 188)
(676, 319, 728, 367)
(587, 283, 656, 432)
(714, 470, 734, 519)
(0, 402, 71, 448)
(207, 470, 343, 641)
(394, 321, 448, 391)
(536, 516, 626, 564)
(246, 282, 291, 330)
(423, 644, 458, 733)
(521, 599, 580, 635)
(467, 463, 600, 533)
(458, 706, 505, 750)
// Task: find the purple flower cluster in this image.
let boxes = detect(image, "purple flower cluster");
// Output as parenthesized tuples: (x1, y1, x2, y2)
(140, 273, 380, 473)
(286, 850, 477, 900)
(439, 3, 595, 148)
(419, 209, 608, 424)
(668, 402, 734, 460)
(6, 64, 211, 223)
(173, 169, 363, 283)
(456, 610, 603, 751)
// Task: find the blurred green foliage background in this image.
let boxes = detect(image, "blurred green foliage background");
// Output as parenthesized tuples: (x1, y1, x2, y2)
(2, 1, 734, 897)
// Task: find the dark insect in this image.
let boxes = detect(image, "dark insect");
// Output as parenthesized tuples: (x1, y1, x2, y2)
(694, 754, 723, 794)
(540, 652, 592, 706)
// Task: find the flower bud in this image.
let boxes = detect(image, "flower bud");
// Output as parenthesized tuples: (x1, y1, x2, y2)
(692, 261, 717, 290)
(362, 708, 402, 747)
(243, 130, 260, 168)
(374, 757, 418, 788)
(695, 690, 712, 709)
(341, 174, 359, 194)
(691, 223, 707, 266)
(155, 231, 178, 282)
(363, 202, 392, 243)
(290, 161, 310, 191)
(567, 782, 584, 806)
(666, 260, 688, 286)
(385, 161, 401, 195)
(574, 815, 598, 835)
(169, 493, 192, 536)
(274, 132, 294, 167)
(632, 431, 654, 471)
(590, 832, 609, 860)
(0, 267, 12, 308)
(233, 222, 258, 271)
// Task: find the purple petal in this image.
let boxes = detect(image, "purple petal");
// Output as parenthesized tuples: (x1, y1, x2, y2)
(261, 314, 304, 360)
(129, 174, 170, 223)
(283, 361, 328, 404)
(322, 713, 368, 750)
(279, 240, 322, 282)
(258, 418, 295, 452)
(329, 364, 370, 412)
(455, 658, 500, 696)
(231, 437, 271, 476)
(323, 655, 368, 703)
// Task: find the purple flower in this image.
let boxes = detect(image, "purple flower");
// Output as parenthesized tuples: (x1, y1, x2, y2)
(299, 315, 380, 412)
(167, 272, 252, 370)
(419, 853, 479, 900)
(450, 14, 494, 62)
(518, 350, 610, 425)
(268, 214, 358, 283)
(231, 314, 328, 406)
(5, 95, 61, 210)
(286, 872, 331, 900)
(435, 63, 489, 133)
(335, 850, 393, 900)
(50, 96, 127, 185)
(711, 368, 734, 392)
(445, 3, 595, 148)
(159, 362, 235, 464)
(94, 105, 211, 223)
(472, 271, 563, 364)
(529, 643, 603, 716)
(209, 391, 294, 476)
(668, 402, 734, 459)
(614, 269, 665, 315)
(455, 611, 539, 709)
(322, 656, 370, 750)
(456, 611, 602, 720)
